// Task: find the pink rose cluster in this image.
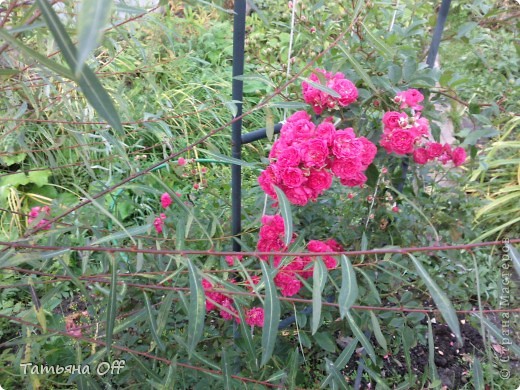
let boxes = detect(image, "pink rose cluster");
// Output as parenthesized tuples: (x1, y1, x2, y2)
(302, 69, 358, 115)
(256, 215, 343, 296)
(28, 206, 52, 230)
(202, 278, 240, 322)
(258, 111, 377, 206)
(202, 278, 265, 327)
(380, 89, 466, 167)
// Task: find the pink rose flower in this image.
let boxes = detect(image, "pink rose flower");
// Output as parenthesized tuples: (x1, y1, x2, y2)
(426, 142, 443, 158)
(382, 111, 408, 129)
(339, 171, 367, 187)
(28, 206, 52, 230)
(306, 168, 333, 196)
(300, 139, 329, 168)
(285, 186, 313, 206)
(160, 192, 172, 208)
(358, 137, 378, 168)
(451, 147, 467, 166)
(413, 148, 429, 164)
(330, 158, 363, 179)
(277, 167, 306, 188)
(387, 129, 417, 155)
(276, 146, 301, 167)
(153, 213, 166, 233)
(396, 89, 424, 111)
(245, 307, 265, 327)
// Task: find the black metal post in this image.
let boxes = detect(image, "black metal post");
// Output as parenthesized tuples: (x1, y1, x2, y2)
(426, 0, 452, 68)
(241, 123, 283, 144)
(231, 0, 246, 252)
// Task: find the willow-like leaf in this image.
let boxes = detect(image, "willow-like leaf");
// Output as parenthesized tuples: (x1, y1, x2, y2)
(186, 259, 205, 357)
(408, 253, 462, 345)
(260, 261, 280, 367)
(339, 255, 358, 318)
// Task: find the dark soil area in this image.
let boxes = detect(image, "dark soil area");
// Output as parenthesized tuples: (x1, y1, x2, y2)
(344, 320, 486, 388)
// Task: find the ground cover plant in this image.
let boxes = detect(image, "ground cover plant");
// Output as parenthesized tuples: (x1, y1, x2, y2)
(0, 0, 518, 388)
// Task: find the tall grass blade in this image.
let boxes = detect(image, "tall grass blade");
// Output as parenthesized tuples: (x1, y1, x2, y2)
(408, 253, 462, 345)
(473, 357, 484, 390)
(105, 253, 118, 358)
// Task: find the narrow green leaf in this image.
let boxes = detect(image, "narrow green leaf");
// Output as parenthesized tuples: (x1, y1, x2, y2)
(407, 253, 462, 345)
(221, 347, 232, 390)
(199, 149, 257, 168)
(472, 313, 520, 357)
(260, 261, 280, 366)
(173, 335, 220, 370)
(143, 291, 166, 352)
(314, 332, 337, 353)
(105, 253, 118, 357)
(0, 68, 20, 77)
(236, 304, 258, 369)
(76, 0, 114, 76)
(360, 23, 393, 58)
(324, 358, 349, 390)
(339, 255, 358, 318)
(0, 29, 74, 79)
(163, 360, 177, 389)
(312, 257, 327, 335)
(36, 0, 123, 132)
(363, 365, 391, 390)
(339, 45, 377, 92)
(156, 290, 175, 335)
(89, 224, 150, 246)
(320, 337, 358, 388)
(506, 244, 520, 278)
(300, 77, 341, 97)
(272, 185, 293, 247)
(357, 268, 382, 304)
(265, 106, 275, 141)
(128, 352, 163, 382)
(287, 347, 299, 390)
(73, 185, 136, 245)
(234, 74, 275, 88)
(427, 316, 439, 382)
(346, 311, 376, 364)
(370, 311, 387, 352)
(268, 101, 309, 110)
(113, 309, 147, 335)
(473, 357, 484, 390)
(186, 259, 205, 357)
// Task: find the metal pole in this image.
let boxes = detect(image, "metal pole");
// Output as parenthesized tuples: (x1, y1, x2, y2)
(231, 0, 246, 252)
(426, 0, 452, 68)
